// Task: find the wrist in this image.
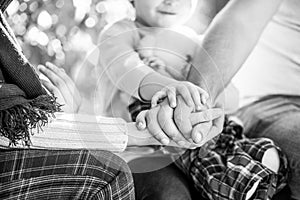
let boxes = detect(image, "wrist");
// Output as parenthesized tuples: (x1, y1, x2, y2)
(139, 72, 177, 101)
(126, 123, 162, 146)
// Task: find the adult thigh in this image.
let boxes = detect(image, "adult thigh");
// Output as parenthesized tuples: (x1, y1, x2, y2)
(0, 149, 134, 200)
(236, 97, 300, 199)
(128, 156, 200, 200)
(259, 114, 300, 199)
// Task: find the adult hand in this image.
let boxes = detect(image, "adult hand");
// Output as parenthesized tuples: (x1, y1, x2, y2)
(136, 98, 223, 148)
(174, 96, 224, 144)
(38, 62, 82, 113)
(136, 100, 189, 147)
(190, 109, 224, 146)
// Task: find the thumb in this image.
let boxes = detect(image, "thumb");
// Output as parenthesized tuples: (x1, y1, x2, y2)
(191, 121, 211, 144)
(135, 110, 147, 130)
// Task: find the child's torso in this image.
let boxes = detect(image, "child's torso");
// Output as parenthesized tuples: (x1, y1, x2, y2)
(136, 26, 200, 80)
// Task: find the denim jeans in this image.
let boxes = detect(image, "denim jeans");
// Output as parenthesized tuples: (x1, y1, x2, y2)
(235, 95, 300, 200)
(128, 156, 202, 200)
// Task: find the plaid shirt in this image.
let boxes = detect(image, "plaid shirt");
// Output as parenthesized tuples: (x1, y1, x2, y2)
(174, 118, 288, 200)
(0, 149, 135, 200)
(129, 100, 288, 200)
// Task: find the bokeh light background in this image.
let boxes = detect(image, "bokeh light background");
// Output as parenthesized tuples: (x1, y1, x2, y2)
(4, 0, 209, 114)
(5, 0, 135, 113)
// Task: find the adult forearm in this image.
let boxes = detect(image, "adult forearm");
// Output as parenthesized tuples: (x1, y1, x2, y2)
(187, 0, 283, 102)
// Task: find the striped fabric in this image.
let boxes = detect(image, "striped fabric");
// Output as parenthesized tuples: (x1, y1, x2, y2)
(0, 149, 135, 200)
(32, 113, 129, 152)
(0, 113, 129, 152)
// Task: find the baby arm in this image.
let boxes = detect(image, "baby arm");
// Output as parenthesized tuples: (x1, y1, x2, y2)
(98, 20, 155, 99)
(99, 20, 206, 103)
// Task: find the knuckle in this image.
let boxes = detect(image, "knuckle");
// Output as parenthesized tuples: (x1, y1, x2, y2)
(153, 131, 163, 138)
(152, 129, 165, 138)
(53, 79, 61, 87)
(56, 68, 64, 75)
(47, 86, 55, 93)
(50, 65, 59, 72)
(167, 132, 176, 139)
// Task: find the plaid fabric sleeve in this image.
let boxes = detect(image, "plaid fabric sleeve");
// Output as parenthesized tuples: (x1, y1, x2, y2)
(0, 149, 135, 200)
(174, 117, 288, 200)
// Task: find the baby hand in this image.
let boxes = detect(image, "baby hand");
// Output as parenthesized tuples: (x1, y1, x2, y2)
(151, 81, 209, 111)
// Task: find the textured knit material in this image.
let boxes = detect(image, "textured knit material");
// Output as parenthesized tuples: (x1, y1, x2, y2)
(0, 7, 60, 145)
(0, 149, 135, 200)
(0, 10, 48, 99)
(0, 113, 129, 152)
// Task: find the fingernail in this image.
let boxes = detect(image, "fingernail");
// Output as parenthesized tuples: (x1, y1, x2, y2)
(193, 132, 202, 143)
(161, 138, 169, 145)
(137, 121, 145, 129)
(196, 105, 202, 111)
(202, 98, 207, 105)
(37, 65, 44, 70)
